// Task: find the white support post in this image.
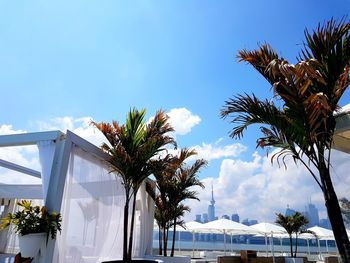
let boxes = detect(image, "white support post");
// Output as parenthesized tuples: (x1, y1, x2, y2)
(41, 133, 73, 263)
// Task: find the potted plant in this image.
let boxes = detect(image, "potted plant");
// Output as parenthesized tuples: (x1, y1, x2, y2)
(93, 108, 175, 263)
(0, 200, 62, 258)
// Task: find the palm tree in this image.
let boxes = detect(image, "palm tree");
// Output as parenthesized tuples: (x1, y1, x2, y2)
(275, 212, 309, 257)
(93, 108, 175, 262)
(152, 149, 206, 257)
(221, 19, 350, 263)
(169, 151, 206, 256)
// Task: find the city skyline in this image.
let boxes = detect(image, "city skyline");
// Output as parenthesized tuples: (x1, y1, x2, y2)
(194, 186, 332, 229)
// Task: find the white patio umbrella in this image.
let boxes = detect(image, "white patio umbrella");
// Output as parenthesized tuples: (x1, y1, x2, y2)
(178, 221, 203, 232)
(192, 219, 258, 254)
(178, 221, 203, 257)
(308, 226, 334, 258)
(251, 223, 287, 263)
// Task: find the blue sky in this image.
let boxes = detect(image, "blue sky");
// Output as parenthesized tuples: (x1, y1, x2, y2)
(1, 1, 350, 222)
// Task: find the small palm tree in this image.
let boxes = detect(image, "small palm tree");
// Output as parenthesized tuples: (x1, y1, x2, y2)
(152, 149, 206, 257)
(93, 108, 175, 262)
(170, 150, 206, 256)
(275, 212, 309, 257)
(221, 19, 350, 263)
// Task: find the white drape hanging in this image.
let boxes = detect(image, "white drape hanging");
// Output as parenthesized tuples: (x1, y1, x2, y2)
(132, 183, 155, 257)
(52, 145, 154, 263)
(37, 140, 56, 199)
(0, 199, 18, 254)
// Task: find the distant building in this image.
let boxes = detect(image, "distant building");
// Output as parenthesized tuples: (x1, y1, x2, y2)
(285, 205, 296, 216)
(241, 218, 258, 226)
(319, 218, 331, 229)
(195, 214, 202, 223)
(222, 215, 230, 220)
(231, 213, 240, 222)
(305, 203, 320, 227)
(242, 218, 250, 226)
(249, 219, 258, 225)
(208, 184, 216, 221)
(202, 213, 208, 223)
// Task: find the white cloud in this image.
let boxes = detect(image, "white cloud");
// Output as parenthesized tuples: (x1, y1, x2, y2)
(0, 124, 26, 135)
(0, 125, 41, 184)
(185, 149, 350, 224)
(36, 116, 107, 147)
(167, 108, 201, 135)
(0, 117, 107, 185)
(4, 116, 350, 228)
(192, 142, 247, 161)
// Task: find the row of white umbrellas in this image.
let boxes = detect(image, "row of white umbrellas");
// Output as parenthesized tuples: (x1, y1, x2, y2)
(178, 219, 337, 240)
(170, 219, 344, 260)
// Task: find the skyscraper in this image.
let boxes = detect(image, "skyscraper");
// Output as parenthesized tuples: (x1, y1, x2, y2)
(208, 184, 216, 221)
(305, 202, 320, 227)
(285, 205, 296, 216)
(202, 213, 208, 223)
(231, 213, 240, 222)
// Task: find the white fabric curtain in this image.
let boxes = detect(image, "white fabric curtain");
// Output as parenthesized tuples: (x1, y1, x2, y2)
(0, 199, 18, 254)
(53, 146, 154, 263)
(132, 183, 155, 257)
(37, 140, 56, 199)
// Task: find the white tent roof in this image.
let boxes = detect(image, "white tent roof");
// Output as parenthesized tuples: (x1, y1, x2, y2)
(308, 226, 334, 240)
(192, 218, 258, 235)
(250, 222, 287, 235)
(334, 103, 350, 153)
(178, 221, 203, 232)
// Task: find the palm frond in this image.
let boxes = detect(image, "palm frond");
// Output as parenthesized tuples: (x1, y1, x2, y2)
(238, 44, 280, 85)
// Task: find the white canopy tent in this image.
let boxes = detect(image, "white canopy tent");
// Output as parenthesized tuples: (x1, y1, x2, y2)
(178, 221, 203, 257)
(308, 226, 335, 240)
(333, 104, 350, 153)
(192, 219, 258, 254)
(307, 226, 335, 259)
(0, 130, 155, 263)
(250, 222, 287, 260)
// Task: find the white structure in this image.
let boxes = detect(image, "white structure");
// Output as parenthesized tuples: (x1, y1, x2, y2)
(0, 130, 155, 263)
(334, 105, 350, 152)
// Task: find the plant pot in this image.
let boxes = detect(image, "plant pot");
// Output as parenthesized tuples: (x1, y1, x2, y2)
(18, 232, 46, 258)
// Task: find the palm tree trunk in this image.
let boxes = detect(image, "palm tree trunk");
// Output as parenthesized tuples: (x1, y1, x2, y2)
(170, 218, 177, 256)
(289, 235, 293, 257)
(163, 224, 168, 256)
(127, 192, 137, 261)
(294, 235, 298, 258)
(123, 202, 129, 262)
(319, 163, 350, 263)
(159, 226, 163, 255)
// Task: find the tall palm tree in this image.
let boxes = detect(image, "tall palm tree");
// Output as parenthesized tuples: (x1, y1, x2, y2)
(93, 108, 175, 262)
(275, 212, 309, 257)
(221, 19, 350, 263)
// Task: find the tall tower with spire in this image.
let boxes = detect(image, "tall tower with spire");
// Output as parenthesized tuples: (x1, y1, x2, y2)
(208, 184, 216, 221)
